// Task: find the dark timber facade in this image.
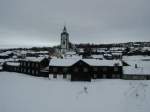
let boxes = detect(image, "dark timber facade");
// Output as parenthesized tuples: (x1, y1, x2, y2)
(49, 59, 123, 81)
(20, 58, 49, 77)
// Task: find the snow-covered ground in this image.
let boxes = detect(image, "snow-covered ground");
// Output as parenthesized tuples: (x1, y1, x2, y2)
(0, 72, 150, 112)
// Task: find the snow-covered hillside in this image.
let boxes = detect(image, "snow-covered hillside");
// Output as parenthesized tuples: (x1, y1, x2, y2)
(0, 72, 150, 112)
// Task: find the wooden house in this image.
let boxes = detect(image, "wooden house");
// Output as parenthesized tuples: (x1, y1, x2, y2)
(83, 59, 122, 79)
(3, 62, 20, 72)
(20, 57, 49, 77)
(70, 60, 91, 81)
(49, 59, 123, 81)
(49, 59, 78, 80)
(39, 67, 49, 77)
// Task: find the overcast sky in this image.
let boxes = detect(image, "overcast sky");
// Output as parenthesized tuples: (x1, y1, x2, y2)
(0, 0, 150, 48)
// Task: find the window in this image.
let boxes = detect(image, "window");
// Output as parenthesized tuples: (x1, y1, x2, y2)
(32, 63, 34, 67)
(112, 74, 116, 78)
(36, 70, 38, 75)
(53, 74, 57, 78)
(21, 68, 23, 72)
(63, 68, 68, 73)
(83, 68, 88, 72)
(25, 62, 28, 67)
(93, 67, 98, 72)
(63, 74, 67, 78)
(53, 68, 58, 72)
(28, 62, 30, 67)
(32, 70, 34, 75)
(103, 67, 107, 72)
(103, 74, 106, 78)
(93, 74, 97, 79)
(36, 63, 39, 68)
(74, 68, 79, 72)
(133, 76, 138, 80)
(28, 69, 30, 73)
(114, 67, 118, 72)
(23, 62, 26, 66)
(24, 69, 26, 73)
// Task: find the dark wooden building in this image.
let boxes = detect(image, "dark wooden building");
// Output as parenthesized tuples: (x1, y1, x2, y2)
(20, 57, 49, 77)
(83, 59, 122, 79)
(49, 59, 123, 81)
(70, 60, 91, 81)
(3, 62, 20, 72)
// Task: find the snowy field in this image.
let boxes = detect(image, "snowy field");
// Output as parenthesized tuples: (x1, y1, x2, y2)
(0, 72, 150, 112)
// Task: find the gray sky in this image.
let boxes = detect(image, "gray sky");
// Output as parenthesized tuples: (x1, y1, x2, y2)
(0, 0, 150, 48)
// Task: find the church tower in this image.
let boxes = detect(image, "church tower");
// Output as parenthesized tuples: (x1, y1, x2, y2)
(60, 26, 69, 53)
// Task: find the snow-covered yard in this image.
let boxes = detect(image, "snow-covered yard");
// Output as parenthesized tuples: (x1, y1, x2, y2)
(0, 72, 150, 112)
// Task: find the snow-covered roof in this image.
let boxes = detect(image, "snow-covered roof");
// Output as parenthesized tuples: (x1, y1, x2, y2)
(21, 57, 46, 62)
(26, 50, 49, 54)
(0, 53, 9, 56)
(49, 58, 80, 66)
(123, 66, 150, 75)
(123, 56, 150, 61)
(64, 55, 82, 59)
(123, 59, 150, 75)
(0, 51, 13, 56)
(91, 55, 103, 59)
(49, 59, 122, 67)
(123, 56, 150, 67)
(111, 52, 122, 55)
(6, 62, 20, 66)
(0, 59, 5, 63)
(110, 47, 124, 50)
(83, 59, 122, 66)
(142, 47, 150, 51)
(65, 51, 76, 55)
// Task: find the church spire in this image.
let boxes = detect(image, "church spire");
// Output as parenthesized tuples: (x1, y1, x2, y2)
(63, 26, 67, 33)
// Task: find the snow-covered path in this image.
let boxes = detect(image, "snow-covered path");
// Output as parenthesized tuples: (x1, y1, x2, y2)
(0, 72, 150, 112)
